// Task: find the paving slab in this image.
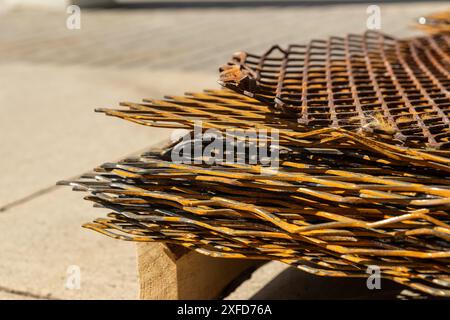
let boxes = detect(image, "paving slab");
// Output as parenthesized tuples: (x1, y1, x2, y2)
(0, 62, 217, 208)
(0, 188, 139, 299)
(0, 63, 216, 299)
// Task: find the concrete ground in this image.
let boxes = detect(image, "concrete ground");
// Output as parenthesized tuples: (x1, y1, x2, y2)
(0, 1, 447, 299)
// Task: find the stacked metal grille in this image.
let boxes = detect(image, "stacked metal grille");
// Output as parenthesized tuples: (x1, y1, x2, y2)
(60, 30, 450, 298)
(219, 31, 450, 149)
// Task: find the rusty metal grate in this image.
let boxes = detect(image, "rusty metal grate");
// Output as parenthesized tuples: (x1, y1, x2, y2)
(62, 148, 450, 297)
(59, 24, 450, 298)
(219, 31, 450, 149)
(60, 138, 450, 297)
(60, 89, 450, 297)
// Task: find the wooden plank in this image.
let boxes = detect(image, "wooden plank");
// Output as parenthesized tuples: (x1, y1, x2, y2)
(137, 242, 262, 300)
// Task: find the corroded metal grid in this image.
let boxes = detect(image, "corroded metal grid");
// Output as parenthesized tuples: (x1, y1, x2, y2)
(417, 10, 450, 34)
(219, 31, 450, 149)
(61, 137, 450, 297)
(61, 90, 450, 297)
(95, 89, 450, 163)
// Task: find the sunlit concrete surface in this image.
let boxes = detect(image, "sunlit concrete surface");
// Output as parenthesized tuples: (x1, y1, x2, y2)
(0, 1, 446, 299)
(0, 2, 446, 71)
(0, 63, 215, 299)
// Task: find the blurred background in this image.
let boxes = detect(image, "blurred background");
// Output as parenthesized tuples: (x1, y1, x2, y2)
(0, 0, 447, 299)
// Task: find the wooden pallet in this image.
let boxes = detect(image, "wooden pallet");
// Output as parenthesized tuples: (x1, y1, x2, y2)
(137, 243, 263, 299)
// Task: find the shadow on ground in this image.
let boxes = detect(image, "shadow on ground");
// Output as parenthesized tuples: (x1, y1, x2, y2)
(250, 267, 405, 299)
